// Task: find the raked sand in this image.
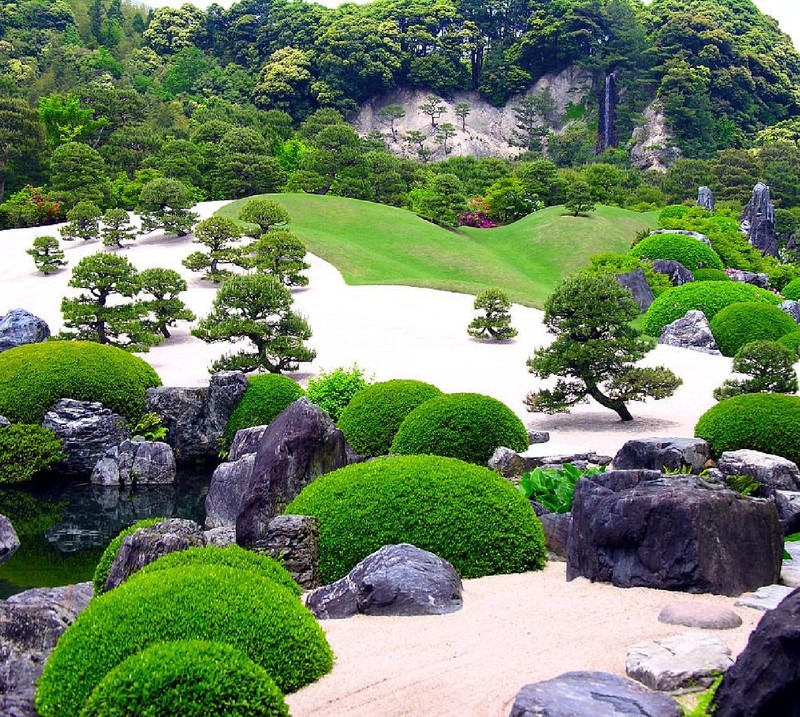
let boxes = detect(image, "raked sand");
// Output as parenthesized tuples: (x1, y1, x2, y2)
(0, 202, 763, 715)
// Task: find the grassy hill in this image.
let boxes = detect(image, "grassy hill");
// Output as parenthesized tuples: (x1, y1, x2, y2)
(217, 194, 657, 308)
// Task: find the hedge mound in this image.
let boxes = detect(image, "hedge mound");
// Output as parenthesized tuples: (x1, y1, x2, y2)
(778, 330, 800, 355)
(224, 374, 304, 445)
(79, 640, 289, 717)
(709, 302, 798, 357)
(0, 341, 161, 424)
(642, 282, 780, 336)
(138, 545, 300, 596)
(285, 454, 546, 583)
(782, 278, 800, 301)
(337, 379, 442, 458)
(693, 268, 730, 282)
(36, 566, 333, 717)
(629, 233, 724, 271)
(390, 392, 528, 465)
(92, 518, 165, 595)
(695, 393, 800, 465)
(0, 424, 64, 484)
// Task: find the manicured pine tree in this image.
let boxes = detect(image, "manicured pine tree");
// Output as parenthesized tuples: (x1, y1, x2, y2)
(27, 236, 67, 274)
(467, 288, 518, 340)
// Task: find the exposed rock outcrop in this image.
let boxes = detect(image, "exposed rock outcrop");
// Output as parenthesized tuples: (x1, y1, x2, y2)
(652, 260, 694, 286)
(741, 182, 778, 257)
(614, 267, 654, 312)
(658, 310, 720, 354)
(91, 439, 176, 486)
(0, 514, 20, 565)
(612, 437, 711, 473)
(697, 186, 715, 212)
(629, 102, 681, 173)
(0, 309, 50, 353)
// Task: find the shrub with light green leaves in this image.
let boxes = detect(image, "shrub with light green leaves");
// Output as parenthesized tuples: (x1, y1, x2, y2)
(224, 373, 305, 445)
(778, 330, 800, 355)
(782, 278, 800, 301)
(305, 365, 372, 423)
(0, 424, 65, 483)
(709, 302, 797, 357)
(693, 268, 730, 282)
(629, 233, 723, 271)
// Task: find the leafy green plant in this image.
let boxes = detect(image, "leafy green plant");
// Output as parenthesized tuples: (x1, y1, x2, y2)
(79, 640, 289, 717)
(725, 474, 761, 497)
(518, 463, 606, 513)
(709, 303, 797, 357)
(131, 412, 167, 441)
(305, 365, 372, 424)
(0, 424, 65, 483)
(286, 455, 546, 583)
(683, 675, 722, 717)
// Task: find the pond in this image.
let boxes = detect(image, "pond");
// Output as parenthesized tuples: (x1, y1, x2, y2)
(0, 468, 212, 599)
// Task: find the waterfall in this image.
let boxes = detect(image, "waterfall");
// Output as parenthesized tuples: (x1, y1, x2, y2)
(597, 73, 617, 153)
(603, 74, 612, 149)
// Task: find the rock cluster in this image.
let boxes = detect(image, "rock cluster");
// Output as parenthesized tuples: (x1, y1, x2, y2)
(91, 439, 176, 486)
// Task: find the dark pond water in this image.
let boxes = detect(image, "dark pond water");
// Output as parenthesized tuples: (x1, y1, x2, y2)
(0, 468, 213, 599)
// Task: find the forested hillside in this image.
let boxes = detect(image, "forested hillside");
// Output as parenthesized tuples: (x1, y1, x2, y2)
(1, 0, 799, 233)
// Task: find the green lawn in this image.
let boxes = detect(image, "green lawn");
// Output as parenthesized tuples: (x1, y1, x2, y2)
(217, 194, 657, 308)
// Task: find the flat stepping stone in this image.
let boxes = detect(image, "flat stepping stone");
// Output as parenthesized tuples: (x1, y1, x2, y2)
(781, 565, 800, 588)
(735, 584, 794, 611)
(626, 633, 733, 692)
(658, 602, 742, 629)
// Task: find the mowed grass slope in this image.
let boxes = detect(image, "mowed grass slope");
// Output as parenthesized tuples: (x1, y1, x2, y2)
(218, 194, 657, 308)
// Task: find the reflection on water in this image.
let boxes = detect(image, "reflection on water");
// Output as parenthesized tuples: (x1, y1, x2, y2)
(0, 468, 212, 599)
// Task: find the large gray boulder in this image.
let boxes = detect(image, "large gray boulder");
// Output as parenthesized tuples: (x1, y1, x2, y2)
(146, 371, 247, 463)
(727, 269, 770, 289)
(614, 267, 654, 312)
(779, 300, 800, 325)
(307, 544, 463, 619)
(711, 586, 800, 716)
(103, 518, 205, 592)
(717, 450, 800, 493)
(612, 437, 711, 473)
(228, 425, 269, 461)
(242, 514, 319, 589)
(658, 310, 721, 354)
(649, 229, 712, 247)
(91, 439, 175, 486)
(0, 583, 93, 717)
(567, 470, 783, 596)
(741, 182, 777, 257)
(698, 186, 715, 212)
(539, 512, 571, 560)
(235, 398, 348, 545)
(509, 671, 681, 717)
(205, 453, 256, 528)
(0, 309, 50, 353)
(652, 260, 694, 286)
(43, 399, 130, 476)
(0, 514, 19, 565)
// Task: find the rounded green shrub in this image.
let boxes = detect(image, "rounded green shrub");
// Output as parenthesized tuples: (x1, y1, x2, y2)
(629, 233, 724, 271)
(79, 640, 289, 717)
(0, 424, 65, 483)
(693, 268, 730, 282)
(782, 278, 800, 301)
(642, 282, 780, 336)
(584, 253, 672, 296)
(337, 379, 442, 458)
(709, 302, 797, 357)
(778, 330, 800, 355)
(36, 566, 333, 717)
(224, 374, 305, 445)
(138, 545, 300, 596)
(305, 365, 371, 423)
(391, 392, 528, 465)
(695, 393, 800, 465)
(286, 454, 546, 583)
(0, 341, 161, 424)
(92, 518, 165, 595)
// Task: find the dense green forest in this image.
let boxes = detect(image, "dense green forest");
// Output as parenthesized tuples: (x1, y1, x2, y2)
(1, 0, 799, 234)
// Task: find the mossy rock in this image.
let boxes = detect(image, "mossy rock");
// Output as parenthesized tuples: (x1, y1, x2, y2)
(709, 302, 797, 357)
(224, 373, 305, 445)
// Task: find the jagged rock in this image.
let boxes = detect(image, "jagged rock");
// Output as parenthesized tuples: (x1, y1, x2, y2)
(658, 310, 721, 354)
(626, 633, 733, 692)
(612, 437, 711, 473)
(567, 471, 783, 596)
(713, 586, 800, 716)
(741, 182, 778, 258)
(236, 399, 348, 544)
(228, 425, 268, 461)
(658, 602, 742, 630)
(539, 512, 571, 560)
(205, 453, 256, 529)
(649, 229, 712, 247)
(614, 267, 654, 312)
(509, 671, 682, 717)
(779, 300, 800, 324)
(0, 583, 93, 717)
(775, 491, 800, 534)
(241, 514, 319, 589)
(488, 448, 609, 480)
(0, 416, 9, 428)
(698, 186, 715, 212)
(146, 371, 248, 463)
(629, 101, 682, 173)
(734, 584, 794, 612)
(717, 450, 800, 493)
(43, 399, 129, 476)
(488, 446, 528, 479)
(0, 514, 20, 565)
(0, 309, 50, 353)
(527, 430, 550, 444)
(727, 269, 770, 289)
(652, 260, 694, 286)
(90, 439, 175, 486)
(104, 518, 205, 592)
(203, 526, 236, 547)
(307, 544, 463, 619)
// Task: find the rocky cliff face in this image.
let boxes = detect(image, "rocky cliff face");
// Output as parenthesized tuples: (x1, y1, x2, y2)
(629, 101, 681, 173)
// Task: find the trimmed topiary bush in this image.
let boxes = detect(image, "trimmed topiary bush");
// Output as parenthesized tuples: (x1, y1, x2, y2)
(709, 302, 798, 357)
(642, 282, 780, 336)
(79, 640, 289, 717)
(693, 268, 730, 282)
(695, 393, 800, 465)
(629, 233, 724, 271)
(92, 518, 165, 595)
(36, 565, 333, 717)
(778, 330, 800, 355)
(286, 454, 546, 583)
(138, 545, 300, 596)
(305, 365, 371, 424)
(0, 424, 65, 483)
(391, 392, 528, 465)
(782, 278, 800, 301)
(337, 379, 442, 458)
(0, 341, 161, 424)
(224, 374, 305, 445)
